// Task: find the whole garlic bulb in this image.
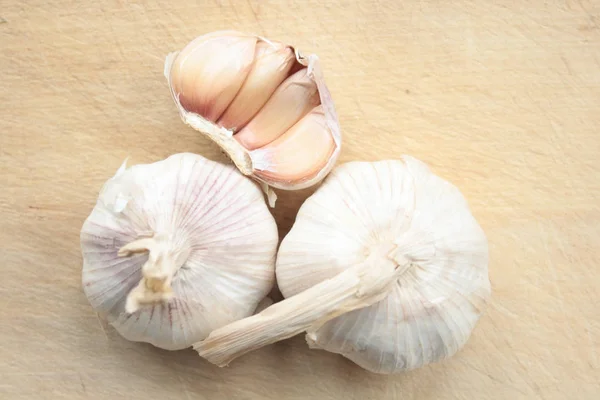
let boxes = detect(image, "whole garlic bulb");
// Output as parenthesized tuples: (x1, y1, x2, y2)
(194, 156, 490, 374)
(80, 153, 279, 350)
(164, 30, 342, 199)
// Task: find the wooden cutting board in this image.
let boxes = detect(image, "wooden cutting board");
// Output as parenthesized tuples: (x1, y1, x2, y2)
(1, 1, 598, 398)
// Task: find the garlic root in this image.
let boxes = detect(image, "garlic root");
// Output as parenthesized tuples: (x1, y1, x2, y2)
(175, 111, 253, 175)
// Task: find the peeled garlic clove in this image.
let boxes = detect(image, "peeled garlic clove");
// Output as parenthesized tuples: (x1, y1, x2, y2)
(164, 31, 342, 194)
(80, 153, 278, 350)
(234, 68, 320, 150)
(193, 156, 490, 374)
(250, 105, 335, 184)
(169, 30, 257, 121)
(218, 41, 296, 131)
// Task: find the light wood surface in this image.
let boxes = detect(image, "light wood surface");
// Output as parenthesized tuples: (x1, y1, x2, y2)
(1, 1, 599, 399)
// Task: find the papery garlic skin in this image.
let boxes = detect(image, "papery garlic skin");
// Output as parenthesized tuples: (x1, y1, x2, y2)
(80, 153, 278, 350)
(276, 156, 490, 373)
(164, 31, 342, 195)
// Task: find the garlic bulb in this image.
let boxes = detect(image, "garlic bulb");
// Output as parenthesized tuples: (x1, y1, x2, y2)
(164, 30, 341, 196)
(193, 156, 491, 374)
(80, 153, 279, 350)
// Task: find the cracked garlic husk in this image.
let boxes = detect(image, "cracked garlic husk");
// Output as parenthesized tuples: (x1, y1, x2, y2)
(164, 30, 342, 199)
(80, 153, 279, 350)
(193, 156, 491, 374)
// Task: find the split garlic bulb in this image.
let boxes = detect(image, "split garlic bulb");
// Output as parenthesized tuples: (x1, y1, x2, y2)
(164, 30, 341, 196)
(80, 153, 278, 350)
(194, 156, 490, 374)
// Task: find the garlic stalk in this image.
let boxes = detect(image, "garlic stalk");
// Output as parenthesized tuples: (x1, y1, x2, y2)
(194, 156, 491, 373)
(164, 30, 342, 197)
(80, 153, 279, 350)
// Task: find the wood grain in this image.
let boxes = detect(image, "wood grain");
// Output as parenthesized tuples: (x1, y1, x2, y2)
(1, 0, 599, 398)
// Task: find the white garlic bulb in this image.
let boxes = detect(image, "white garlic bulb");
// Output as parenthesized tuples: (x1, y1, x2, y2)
(194, 156, 490, 374)
(163, 30, 342, 198)
(80, 153, 279, 350)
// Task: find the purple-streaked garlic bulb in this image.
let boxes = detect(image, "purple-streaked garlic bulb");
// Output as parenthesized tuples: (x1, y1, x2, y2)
(164, 30, 342, 202)
(80, 153, 278, 350)
(193, 156, 491, 374)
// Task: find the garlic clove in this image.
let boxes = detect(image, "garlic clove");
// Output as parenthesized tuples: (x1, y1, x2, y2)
(192, 156, 490, 373)
(217, 41, 296, 131)
(164, 32, 342, 193)
(250, 105, 335, 184)
(80, 153, 278, 350)
(169, 31, 257, 121)
(234, 67, 320, 151)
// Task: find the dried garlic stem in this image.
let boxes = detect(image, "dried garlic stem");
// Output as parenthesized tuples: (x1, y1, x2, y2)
(118, 233, 190, 314)
(194, 244, 407, 366)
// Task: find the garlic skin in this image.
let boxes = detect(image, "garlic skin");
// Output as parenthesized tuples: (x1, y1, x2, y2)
(80, 153, 278, 350)
(193, 156, 490, 374)
(164, 31, 342, 196)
